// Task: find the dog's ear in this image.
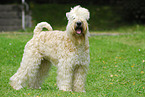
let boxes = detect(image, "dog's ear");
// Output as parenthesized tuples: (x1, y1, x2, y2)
(76, 6, 90, 20)
(84, 9, 90, 20)
(86, 12, 90, 20)
(66, 12, 70, 20)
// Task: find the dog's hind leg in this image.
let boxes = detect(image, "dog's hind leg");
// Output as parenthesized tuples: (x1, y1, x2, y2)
(28, 59, 51, 89)
(10, 48, 42, 90)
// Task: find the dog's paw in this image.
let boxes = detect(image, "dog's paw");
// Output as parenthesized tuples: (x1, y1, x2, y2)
(59, 86, 72, 92)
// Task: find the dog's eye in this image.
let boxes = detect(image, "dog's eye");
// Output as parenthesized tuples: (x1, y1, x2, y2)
(72, 17, 75, 20)
(72, 15, 76, 20)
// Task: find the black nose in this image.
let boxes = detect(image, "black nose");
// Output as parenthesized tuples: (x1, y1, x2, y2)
(77, 22, 82, 26)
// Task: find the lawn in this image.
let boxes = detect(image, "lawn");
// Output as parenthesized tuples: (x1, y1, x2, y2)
(0, 25, 145, 97)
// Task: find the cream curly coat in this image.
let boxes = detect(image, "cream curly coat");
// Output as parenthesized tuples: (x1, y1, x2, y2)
(10, 5, 90, 92)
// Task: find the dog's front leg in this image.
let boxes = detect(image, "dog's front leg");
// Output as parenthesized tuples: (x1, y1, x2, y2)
(57, 60, 73, 91)
(72, 65, 87, 92)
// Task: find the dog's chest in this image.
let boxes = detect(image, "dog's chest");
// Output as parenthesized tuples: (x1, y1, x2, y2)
(72, 45, 89, 65)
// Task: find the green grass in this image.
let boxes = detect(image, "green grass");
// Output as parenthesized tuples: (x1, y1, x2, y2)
(0, 25, 145, 97)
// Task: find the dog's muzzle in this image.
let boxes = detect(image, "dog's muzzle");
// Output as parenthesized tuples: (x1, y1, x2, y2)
(75, 22, 83, 35)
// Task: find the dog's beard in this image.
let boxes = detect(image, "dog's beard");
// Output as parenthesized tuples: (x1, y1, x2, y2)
(66, 22, 88, 44)
(74, 22, 86, 36)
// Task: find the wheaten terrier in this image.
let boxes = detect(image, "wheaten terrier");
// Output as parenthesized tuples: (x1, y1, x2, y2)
(10, 5, 90, 92)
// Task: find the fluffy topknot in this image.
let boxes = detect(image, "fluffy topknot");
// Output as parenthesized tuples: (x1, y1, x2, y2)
(66, 5, 90, 21)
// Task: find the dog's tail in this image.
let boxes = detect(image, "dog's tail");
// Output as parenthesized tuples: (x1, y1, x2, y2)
(34, 22, 53, 35)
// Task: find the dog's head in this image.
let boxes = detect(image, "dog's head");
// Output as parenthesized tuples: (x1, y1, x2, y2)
(66, 5, 90, 38)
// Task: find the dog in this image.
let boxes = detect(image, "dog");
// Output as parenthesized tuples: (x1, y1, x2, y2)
(10, 5, 90, 92)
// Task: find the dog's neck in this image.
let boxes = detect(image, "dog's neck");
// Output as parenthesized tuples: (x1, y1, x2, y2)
(66, 30, 88, 45)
